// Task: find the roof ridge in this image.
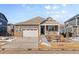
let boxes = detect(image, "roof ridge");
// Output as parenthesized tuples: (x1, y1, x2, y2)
(15, 16, 45, 25)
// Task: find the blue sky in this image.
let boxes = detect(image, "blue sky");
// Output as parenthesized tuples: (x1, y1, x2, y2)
(0, 4, 79, 24)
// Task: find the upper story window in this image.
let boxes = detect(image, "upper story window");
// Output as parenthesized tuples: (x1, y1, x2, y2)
(0, 14, 4, 19)
(0, 22, 2, 25)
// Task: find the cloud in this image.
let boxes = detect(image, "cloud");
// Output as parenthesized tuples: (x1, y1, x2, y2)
(49, 14, 63, 21)
(62, 4, 67, 7)
(21, 4, 30, 9)
(61, 10, 67, 14)
(45, 5, 59, 10)
(46, 11, 50, 14)
(45, 5, 51, 10)
(49, 14, 62, 18)
(46, 11, 60, 15)
(36, 11, 42, 14)
(51, 11, 60, 14)
(54, 15, 62, 18)
(21, 4, 26, 8)
(52, 5, 59, 10)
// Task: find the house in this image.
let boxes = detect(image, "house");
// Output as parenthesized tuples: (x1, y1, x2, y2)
(14, 17, 60, 38)
(0, 13, 8, 36)
(64, 14, 79, 37)
(7, 24, 14, 36)
(60, 24, 64, 34)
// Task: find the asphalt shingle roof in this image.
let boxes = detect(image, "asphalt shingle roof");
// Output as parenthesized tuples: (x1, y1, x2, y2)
(15, 16, 45, 25)
(41, 17, 59, 25)
(15, 17, 59, 25)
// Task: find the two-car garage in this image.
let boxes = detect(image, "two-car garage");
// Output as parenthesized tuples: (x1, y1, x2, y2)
(23, 28, 38, 37)
(14, 17, 44, 50)
(14, 17, 44, 37)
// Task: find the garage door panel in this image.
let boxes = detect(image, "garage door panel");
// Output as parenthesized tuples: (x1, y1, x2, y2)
(23, 28, 38, 37)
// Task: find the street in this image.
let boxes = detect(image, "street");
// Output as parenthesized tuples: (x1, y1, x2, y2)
(0, 50, 79, 54)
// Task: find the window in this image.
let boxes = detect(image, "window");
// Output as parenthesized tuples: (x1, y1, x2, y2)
(15, 28, 20, 32)
(0, 14, 5, 19)
(47, 25, 58, 31)
(47, 25, 54, 31)
(0, 22, 2, 25)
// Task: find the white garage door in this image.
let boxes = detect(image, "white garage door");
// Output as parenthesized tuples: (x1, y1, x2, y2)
(23, 28, 38, 37)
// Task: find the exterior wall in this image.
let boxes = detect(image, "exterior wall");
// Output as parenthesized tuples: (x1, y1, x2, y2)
(78, 27, 79, 36)
(73, 27, 77, 36)
(65, 26, 73, 33)
(69, 19, 76, 25)
(0, 13, 8, 36)
(14, 25, 39, 37)
(0, 19, 7, 31)
(65, 18, 76, 33)
(14, 25, 22, 37)
(77, 17, 79, 25)
(46, 30, 59, 35)
(65, 18, 76, 26)
(60, 25, 64, 33)
(64, 16, 79, 37)
(7, 24, 14, 36)
(14, 24, 59, 37)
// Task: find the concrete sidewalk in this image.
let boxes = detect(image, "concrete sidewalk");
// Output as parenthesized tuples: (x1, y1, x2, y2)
(1, 50, 79, 54)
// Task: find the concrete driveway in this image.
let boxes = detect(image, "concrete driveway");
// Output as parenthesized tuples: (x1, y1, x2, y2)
(1, 37, 39, 51)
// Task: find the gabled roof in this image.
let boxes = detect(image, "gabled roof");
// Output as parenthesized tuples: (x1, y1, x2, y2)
(41, 17, 59, 25)
(65, 14, 79, 23)
(15, 16, 45, 25)
(15, 17, 59, 26)
(0, 12, 8, 22)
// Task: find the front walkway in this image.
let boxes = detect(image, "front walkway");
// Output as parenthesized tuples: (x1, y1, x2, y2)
(40, 35, 51, 46)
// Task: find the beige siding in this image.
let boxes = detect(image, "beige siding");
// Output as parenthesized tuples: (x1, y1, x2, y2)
(46, 31, 58, 35)
(14, 25, 39, 37)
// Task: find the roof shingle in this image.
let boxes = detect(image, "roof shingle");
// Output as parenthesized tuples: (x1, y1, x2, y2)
(15, 16, 45, 25)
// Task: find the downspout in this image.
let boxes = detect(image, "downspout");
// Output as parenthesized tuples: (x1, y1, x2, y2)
(76, 17, 78, 36)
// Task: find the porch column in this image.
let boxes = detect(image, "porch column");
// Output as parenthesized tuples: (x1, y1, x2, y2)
(39, 25, 40, 36)
(45, 25, 46, 35)
(58, 24, 60, 35)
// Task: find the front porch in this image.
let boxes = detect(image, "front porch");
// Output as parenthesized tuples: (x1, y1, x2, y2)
(40, 24, 60, 35)
(40, 24, 61, 42)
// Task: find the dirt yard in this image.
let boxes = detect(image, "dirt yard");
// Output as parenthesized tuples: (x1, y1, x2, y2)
(39, 41, 79, 51)
(1, 37, 79, 54)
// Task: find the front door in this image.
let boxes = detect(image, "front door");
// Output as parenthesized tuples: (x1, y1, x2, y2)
(41, 26, 45, 35)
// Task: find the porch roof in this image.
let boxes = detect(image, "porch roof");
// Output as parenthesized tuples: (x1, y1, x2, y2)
(41, 17, 59, 25)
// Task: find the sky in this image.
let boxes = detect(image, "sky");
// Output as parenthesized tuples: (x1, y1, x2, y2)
(0, 4, 79, 24)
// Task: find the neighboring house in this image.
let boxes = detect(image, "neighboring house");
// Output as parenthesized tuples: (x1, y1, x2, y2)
(64, 14, 79, 37)
(7, 24, 14, 36)
(60, 24, 64, 34)
(0, 13, 8, 36)
(14, 17, 60, 38)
